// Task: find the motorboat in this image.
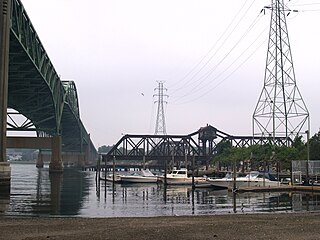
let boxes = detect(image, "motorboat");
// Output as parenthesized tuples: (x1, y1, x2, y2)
(100, 173, 122, 183)
(158, 168, 207, 185)
(207, 172, 237, 189)
(120, 169, 158, 183)
(208, 171, 281, 189)
(234, 171, 281, 188)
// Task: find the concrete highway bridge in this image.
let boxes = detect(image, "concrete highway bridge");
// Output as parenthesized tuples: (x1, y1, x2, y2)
(0, 0, 97, 189)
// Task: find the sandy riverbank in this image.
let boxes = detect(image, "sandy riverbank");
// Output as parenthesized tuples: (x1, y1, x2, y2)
(1, 213, 320, 240)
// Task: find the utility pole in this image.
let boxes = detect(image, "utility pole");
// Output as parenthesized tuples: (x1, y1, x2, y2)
(154, 81, 168, 135)
(252, 0, 309, 145)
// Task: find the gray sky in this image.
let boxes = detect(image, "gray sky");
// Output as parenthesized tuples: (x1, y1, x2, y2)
(20, 0, 320, 147)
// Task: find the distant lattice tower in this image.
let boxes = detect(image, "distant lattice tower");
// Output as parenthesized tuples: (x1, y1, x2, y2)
(154, 81, 168, 135)
(252, 0, 309, 144)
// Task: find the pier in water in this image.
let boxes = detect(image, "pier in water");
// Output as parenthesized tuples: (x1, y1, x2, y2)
(1, 163, 320, 217)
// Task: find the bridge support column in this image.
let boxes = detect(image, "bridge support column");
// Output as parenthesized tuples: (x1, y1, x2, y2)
(0, 162, 10, 190)
(0, 0, 11, 191)
(49, 135, 63, 173)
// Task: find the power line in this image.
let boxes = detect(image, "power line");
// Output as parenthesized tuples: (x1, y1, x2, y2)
(170, 11, 265, 103)
(168, 0, 255, 92)
(168, 0, 318, 106)
(172, 35, 268, 105)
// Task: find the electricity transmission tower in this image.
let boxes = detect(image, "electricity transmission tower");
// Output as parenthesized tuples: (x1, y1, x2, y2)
(154, 81, 168, 135)
(252, 0, 309, 144)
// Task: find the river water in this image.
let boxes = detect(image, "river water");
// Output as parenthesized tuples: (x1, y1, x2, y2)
(1, 163, 320, 217)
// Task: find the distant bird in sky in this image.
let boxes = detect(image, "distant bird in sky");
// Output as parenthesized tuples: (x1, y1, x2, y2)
(141, 93, 144, 96)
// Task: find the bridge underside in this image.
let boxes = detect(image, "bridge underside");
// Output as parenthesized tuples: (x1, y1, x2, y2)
(8, 33, 56, 134)
(8, 32, 86, 153)
(0, 0, 97, 191)
(7, 29, 95, 164)
(7, 0, 97, 164)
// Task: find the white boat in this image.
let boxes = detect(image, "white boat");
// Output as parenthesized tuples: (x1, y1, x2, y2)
(120, 169, 158, 183)
(159, 168, 207, 185)
(208, 171, 281, 189)
(100, 173, 122, 182)
(207, 172, 237, 189)
(234, 171, 281, 188)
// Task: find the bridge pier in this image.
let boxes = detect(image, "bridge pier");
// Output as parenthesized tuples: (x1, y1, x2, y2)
(0, 162, 10, 190)
(0, 0, 11, 190)
(49, 135, 64, 173)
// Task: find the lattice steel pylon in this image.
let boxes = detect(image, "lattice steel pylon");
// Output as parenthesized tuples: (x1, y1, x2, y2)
(154, 81, 168, 135)
(252, 0, 309, 144)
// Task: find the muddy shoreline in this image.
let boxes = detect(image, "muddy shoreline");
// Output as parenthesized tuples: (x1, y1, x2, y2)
(1, 213, 320, 240)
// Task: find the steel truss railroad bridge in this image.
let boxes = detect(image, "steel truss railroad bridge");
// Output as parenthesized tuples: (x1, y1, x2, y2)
(101, 125, 290, 168)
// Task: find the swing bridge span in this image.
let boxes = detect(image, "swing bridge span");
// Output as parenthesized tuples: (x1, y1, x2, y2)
(101, 125, 290, 169)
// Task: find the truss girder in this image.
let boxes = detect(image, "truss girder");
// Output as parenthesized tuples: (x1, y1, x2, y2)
(102, 126, 289, 161)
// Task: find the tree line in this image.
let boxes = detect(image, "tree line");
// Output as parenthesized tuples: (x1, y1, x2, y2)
(213, 131, 320, 171)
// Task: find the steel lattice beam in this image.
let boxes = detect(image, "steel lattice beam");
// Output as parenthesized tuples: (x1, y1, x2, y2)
(102, 125, 289, 162)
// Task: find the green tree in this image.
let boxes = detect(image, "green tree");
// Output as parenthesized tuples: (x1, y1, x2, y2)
(215, 140, 232, 155)
(98, 145, 113, 153)
(212, 141, 308, 172)
(309, 131, 320, 160)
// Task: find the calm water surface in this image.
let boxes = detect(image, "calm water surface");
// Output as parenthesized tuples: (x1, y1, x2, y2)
(1, 163, 320, 217)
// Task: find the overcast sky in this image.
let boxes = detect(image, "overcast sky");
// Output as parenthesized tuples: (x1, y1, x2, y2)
(20, 0, 320, 147)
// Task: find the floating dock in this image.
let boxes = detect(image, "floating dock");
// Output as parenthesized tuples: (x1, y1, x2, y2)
(230, 185, 320, 193)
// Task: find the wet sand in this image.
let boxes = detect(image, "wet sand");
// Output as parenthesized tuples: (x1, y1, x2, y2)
(1, 213, 320, 240)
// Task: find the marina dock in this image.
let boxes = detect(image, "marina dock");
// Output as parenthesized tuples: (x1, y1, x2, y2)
(231, 184, 320, 193)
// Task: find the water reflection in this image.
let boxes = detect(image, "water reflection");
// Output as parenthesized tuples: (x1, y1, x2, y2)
(96, 181, 320, 216)
(59, 169, 91, 215)
(49, 173, 62, 214)
(2, 164, 91, 216)
(2, 164, 320, 217)
(292, 193, 320, 212)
